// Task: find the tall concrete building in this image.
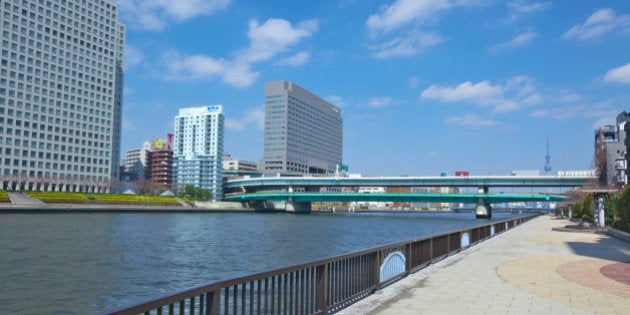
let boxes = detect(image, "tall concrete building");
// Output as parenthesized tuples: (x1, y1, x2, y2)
(173, 105, 224, 200)
(0, 0, 125, 192)
(260, 81, 343, 175)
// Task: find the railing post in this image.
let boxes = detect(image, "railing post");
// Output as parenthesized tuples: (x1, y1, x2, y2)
(405, 243, 412, 273)
(315, 264, 328, 314)
(372, 251, 381, 289)
(205, 290, 220, 315)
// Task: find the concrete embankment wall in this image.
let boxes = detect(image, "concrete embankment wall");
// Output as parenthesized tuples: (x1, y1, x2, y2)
(0, 202, 256, 213)
(193, 201, 250, 210)
(608, 227, 630, 243)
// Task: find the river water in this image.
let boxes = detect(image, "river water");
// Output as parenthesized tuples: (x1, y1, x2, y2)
(0, 211, 527, 314)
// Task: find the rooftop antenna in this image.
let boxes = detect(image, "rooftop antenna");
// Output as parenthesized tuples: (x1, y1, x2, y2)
(544, 138, 552, 175)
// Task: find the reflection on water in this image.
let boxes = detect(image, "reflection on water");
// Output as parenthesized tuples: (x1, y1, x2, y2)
(0, 211, 524, 314)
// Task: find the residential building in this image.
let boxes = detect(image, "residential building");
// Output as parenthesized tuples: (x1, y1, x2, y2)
(595, 111, 630, 187)
(123, 141, 151, 180)
(260, 81, 343, 175)
(148, 134, 173, 189)
(173, 105, 224, 200)
(223, 154, 258, 172)
(0, 0, 125, 192)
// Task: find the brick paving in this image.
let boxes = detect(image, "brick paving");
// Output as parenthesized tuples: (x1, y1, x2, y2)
(338, 216, 630, 315)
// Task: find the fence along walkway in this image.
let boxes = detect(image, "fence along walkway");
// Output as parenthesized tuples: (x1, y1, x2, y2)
(103, 215, 535, 315)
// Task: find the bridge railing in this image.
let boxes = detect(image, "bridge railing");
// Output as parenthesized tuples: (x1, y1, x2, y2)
(102, 215, 537, 315)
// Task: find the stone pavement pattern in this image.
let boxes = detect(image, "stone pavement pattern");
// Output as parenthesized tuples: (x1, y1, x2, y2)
(338, 216, 630, 315)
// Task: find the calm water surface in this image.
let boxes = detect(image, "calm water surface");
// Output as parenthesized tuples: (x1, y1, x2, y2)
(0, 211, 526, 314)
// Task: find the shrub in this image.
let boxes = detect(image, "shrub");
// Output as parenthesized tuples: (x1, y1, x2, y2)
(572, 194, 593, 221)
(0, 191, 11, 203)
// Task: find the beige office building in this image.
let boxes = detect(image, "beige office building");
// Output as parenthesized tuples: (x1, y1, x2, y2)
(0, 0, 125, 192)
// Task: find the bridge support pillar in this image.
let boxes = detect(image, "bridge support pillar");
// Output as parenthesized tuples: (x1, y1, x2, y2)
(284, 200, 311, 213)
(475, 198, 492, 219)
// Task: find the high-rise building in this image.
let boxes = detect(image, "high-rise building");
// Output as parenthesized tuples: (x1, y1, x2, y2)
(260, 81, 343, 175)
(0, 0, 125, 192)
(173, 105, 224, 199)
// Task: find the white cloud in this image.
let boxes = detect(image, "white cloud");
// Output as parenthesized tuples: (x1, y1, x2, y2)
(325, 95, 347, 108)
(421, 81, 503, 103)
(563, 8, 630, 41)
(368, 96, 395, 108)
(528, 107, 576, 120)
(276, 51, 311, 67)
(164, 53, 259, 88)
(370, 30, 442, 58)
(124, 45, 145, 70)
(161, 18, 316, 88)
(508, 1, 551, 14)
(225, 108, 265, 131)
(528, 108, 549, 118)
(365, 0, 485, 58)
(407, 76, 420, 89)
(237, 19, 318, 63)
(556, 92, 583, 103)
(221, 63, 260, 89)
(420, 76, 540, 112)
(528, 100, 617, 124)
(445, 114, 499, 127)
(366, 0, 452, 34)
(489, 32, 537, 52)
(118, 0, 232, 31)
(603, 62, 630, 84)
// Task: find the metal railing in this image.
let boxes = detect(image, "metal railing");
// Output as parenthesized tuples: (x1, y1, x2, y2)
(103, 215, 537, 315)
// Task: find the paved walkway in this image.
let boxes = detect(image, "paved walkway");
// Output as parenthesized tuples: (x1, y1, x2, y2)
(7, 192, 45, 206)
(339, 216, 630, 315)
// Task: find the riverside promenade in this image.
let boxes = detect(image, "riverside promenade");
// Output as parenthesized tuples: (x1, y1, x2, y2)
(339, 216, 630, 315)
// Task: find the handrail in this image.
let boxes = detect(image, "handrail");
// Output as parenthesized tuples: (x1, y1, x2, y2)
(102, 214, 538, 315)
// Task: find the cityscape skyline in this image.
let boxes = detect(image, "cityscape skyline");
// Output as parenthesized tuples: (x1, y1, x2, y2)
(118, 0, 630, 176)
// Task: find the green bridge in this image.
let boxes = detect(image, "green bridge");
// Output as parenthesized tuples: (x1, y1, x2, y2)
(224, 192, 565, 204)
(223, 174, 590, 218)
(223, 192, 566, 219)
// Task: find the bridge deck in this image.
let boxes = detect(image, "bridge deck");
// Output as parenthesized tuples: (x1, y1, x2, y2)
(223, 193, 565, 204)
(224, 175, 592, 190)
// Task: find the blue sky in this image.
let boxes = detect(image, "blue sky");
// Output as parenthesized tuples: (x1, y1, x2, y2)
(117, 0, 630, 176)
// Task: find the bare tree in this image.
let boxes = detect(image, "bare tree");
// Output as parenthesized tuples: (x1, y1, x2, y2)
(593, 128, 608, 187)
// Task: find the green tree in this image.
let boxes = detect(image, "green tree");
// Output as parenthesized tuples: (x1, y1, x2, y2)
(573, 194, 593, 222)
(183, 185, 212, 201)
(613, 186, 630, 232)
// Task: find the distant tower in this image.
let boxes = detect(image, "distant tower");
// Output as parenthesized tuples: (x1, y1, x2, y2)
(544, 139, 552, 175)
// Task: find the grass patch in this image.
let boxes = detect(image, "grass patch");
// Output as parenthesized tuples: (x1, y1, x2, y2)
(0, 191, 11, 203)
(26, 192, 181, 206)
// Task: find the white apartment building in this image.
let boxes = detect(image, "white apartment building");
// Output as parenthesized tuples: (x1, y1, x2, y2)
(124, 141, 151, 180)
(0, 0, 125, 192)
(260, 81, 343, 175)
(173, 105, 224, 200)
